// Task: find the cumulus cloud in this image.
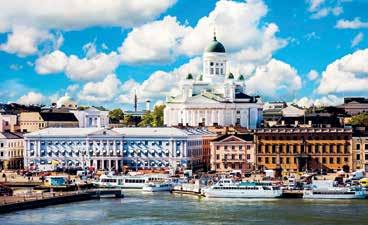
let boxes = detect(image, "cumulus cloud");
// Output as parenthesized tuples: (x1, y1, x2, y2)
(35, 50, 68, 74)
(118, 57, 202, 103)
(36, 50, 120, 81)
(17, 91, 46, 105)
(118, 0, 285, 64)
(317, 49, 368, 94)
(307, 70, 319, 81)
(245, 59, 302, 97)
(0, 26, 55, 57)
(336, 17, 368, 29)
(65, 52, 120, 81)
(78, 74, 122, 102)
(119, 16, 190, 64)
(351, 32, 364, 47)
(295, 95, 343, 108)
(0, 0, 176, 32)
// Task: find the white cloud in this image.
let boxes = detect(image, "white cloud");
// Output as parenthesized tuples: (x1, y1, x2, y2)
(119, 16, 190, 64)
(35, 50, 68, 74)
(317, 49, 368, 94)
(245, 59, 302, 97)
(0, 0, 176, 32)
(78, 74, 121, 102)
(0, 26, 53, 57)
(9, 64, 23, 71)
(336, 17, 368, 29)
(178, 0, 273, 56)
(351, 32, 364, 47)
(36, 50, 120, 81)
(65, 52, 120, 81)
(118, 0, 285, 64)
(17, 91, 46, 105)
(118, 57, 202, 103)
(307, 69, 319, 81)
(295, 95, 343, 108)
(307, 0, 343, 19)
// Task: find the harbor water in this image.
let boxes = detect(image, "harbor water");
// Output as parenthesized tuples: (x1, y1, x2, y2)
(1, 191, 368, 225)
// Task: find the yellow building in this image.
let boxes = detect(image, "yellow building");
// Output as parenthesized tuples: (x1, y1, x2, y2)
(19, 112, 79, 133)
(0, 132, 24, 170)
(352, 136, 368, 172)
(254, 128, 353, 173)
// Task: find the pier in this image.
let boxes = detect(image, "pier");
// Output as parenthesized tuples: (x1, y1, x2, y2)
(0, 189, 123, 214)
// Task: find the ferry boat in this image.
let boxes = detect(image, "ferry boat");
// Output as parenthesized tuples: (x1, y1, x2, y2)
(203, 179, 283, 198)
(94, 174, 169, 189)
(142, 181, 174, 192)
(303, 187, 365, 199)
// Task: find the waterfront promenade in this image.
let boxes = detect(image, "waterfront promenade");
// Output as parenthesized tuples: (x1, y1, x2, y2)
(0, 189, 123, 214)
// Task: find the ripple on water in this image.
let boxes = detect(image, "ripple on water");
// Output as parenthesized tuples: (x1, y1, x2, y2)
(0, 194, 368, 225)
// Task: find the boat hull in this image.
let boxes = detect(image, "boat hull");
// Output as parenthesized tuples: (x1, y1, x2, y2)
(204, 189, 283, 198)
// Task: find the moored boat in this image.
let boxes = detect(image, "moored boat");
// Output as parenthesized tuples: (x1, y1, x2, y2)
(303, 187, 365, 199)
(94, 174, 169, 189)
(203, 179, 282, 198)
(142, 182, 174, 192)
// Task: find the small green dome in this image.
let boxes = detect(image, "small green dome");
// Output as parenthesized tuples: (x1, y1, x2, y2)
(228, 72, 234, 79)
(238, 74, 245, 81)
(205, 36, 226, 53)
(186, 73, 193, 80)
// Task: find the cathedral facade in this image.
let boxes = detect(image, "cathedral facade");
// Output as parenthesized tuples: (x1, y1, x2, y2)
(164, 35, 263, 129)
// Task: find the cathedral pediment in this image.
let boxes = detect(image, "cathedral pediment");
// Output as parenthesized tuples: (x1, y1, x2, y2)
(87, 128, 122, 137)
(185, 94, 222, 104)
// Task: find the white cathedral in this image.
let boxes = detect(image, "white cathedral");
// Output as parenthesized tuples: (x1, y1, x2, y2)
(164, 34, 263, 129)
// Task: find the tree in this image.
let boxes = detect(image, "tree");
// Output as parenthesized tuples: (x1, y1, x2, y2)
(348, 112, 368, 127)
(109, 108, 124, 124)
(138, 105, 165, 127)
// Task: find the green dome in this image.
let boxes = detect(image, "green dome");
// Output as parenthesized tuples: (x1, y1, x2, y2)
(228, 72, 234, 79)
(205, 36, 226, 53)
(238, 74, 245, 81)
(186, 73, 193, 80)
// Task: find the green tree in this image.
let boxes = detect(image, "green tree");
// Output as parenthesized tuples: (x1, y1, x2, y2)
(109, 108, 124, 123)
(138, 105, 165, 127)
(348, 112, 368, 127)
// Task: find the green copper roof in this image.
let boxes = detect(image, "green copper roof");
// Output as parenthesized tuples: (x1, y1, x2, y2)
(238, 74, 245, 81)
(198, 74, 203, 81)
(186, 73, 193, 80)
(205, 36, 226, 53)
(228, 72, 234, 79)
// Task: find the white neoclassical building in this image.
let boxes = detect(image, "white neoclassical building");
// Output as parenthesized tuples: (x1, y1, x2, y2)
(71, 107, 109, 128)
(24, 127, 215, 171)
(164, 34, 263, 128)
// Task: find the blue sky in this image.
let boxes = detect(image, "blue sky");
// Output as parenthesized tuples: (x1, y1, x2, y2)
(0, 0, 367, 109)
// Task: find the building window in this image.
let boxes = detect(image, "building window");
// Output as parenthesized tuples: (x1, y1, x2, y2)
(239, 146, 243, 150)
(232, 154, 235, 160)
(239, 154, 242, 160)
(216, 154, 220, 160)
(280, 157, 283, 164)
(365, 154, 368, 160)
(272, 157, 276, 164)
(337, 158, 341, 164)
(357, 154, 361, 160)
(258, 157, 262, 163)
(265, 157, 269, 164)
(232, 146, 235, 150)
(247, 154, 251, 160)
(329, 157, 334, 164)
(322, 157, 326, 164)
(344, 157, 348, 163)
(216, 146, 220, 150)
(356, 144, 361, 150)
(215, 68, 219, 75)
(365, 144, 368, 150)
(286, 157, 290, 164)
(210, 68, 214, 74)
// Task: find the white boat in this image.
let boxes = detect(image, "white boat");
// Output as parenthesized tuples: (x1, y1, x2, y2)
(142, 182, 173, 192)
(303, 187, 365, 199)
(203, 179, 283, 198)
(94, 174, 169, 189)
